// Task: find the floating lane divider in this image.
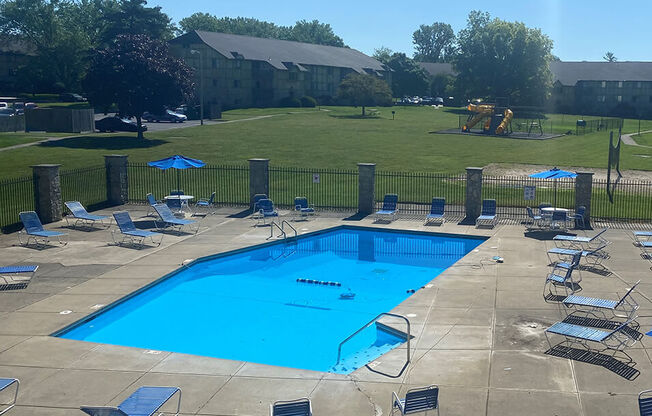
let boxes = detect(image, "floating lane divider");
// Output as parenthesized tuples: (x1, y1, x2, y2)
(296, 278, 342, 287)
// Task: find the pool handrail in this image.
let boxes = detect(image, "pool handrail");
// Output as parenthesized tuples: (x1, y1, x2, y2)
(336, 312, 410, 378)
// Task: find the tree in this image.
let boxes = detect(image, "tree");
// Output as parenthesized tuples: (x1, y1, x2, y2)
(98, 0, 175, 45)
(603, 51, 617, 62)
(337, 74, 392, 116)
(384, 53, 430, 97)
(453, 11, 553, 106)
(372, 46, 393, 64)
(412, 22, 456, 63)
(290, 20, 344, 47)
(178, 14, 346, 46)
(83, 34, 194, 139)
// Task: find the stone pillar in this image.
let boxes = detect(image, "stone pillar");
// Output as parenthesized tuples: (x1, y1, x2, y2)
(249, 158, 270, 208)
(105, 155, 128, 206)
(465, 167, 483, 223)
(31, 164, 62, 223)
(358, 163, 376, 215)
(575, 171, 594, 229)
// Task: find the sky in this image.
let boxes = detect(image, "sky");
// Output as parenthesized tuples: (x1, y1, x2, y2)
(148, 0, 652, 62)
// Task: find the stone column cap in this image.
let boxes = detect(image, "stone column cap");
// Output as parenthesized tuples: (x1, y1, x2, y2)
(357, 163, 377, 167)
(466, 167, 483, 171)
(104, 154, 128, 158)
(248, 158, 270, 162)
(30, 164, 61, 168)
(575, 171, 595, 176)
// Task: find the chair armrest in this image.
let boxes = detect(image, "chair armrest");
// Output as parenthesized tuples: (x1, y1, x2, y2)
(391, 391, 404, 413)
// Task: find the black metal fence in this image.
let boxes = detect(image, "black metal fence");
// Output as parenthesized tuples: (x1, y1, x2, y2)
(269, 166, 358, 210)
(482, 176, 576, 219)
(576, 118, 623, 135)
(0, 175, 34, 233)
(592, 179, 652, 221)
(375, 171, 466, 216)
(60, 166, 108, 210)
(127, 162, 249, 205)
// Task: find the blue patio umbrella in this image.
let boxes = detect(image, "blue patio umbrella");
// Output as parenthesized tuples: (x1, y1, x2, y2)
(147, 155, 205, 192)
(529, 167, 577, 208)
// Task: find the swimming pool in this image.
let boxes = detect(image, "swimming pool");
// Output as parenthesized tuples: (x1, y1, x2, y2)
(56, 226, 485, 373)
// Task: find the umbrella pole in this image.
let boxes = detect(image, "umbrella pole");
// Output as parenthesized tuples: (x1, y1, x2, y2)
(553, 179, 557, 208)
(177, 169, 180, 194)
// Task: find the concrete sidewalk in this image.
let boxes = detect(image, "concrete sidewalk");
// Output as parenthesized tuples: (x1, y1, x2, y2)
(0, 206, 650, 415)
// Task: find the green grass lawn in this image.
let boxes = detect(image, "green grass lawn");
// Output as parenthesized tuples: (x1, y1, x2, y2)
(0, 106, 651, 180)
(633, 132, 652, 146)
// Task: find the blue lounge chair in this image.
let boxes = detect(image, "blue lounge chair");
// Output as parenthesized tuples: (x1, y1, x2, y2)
(640, 389, 652, 416)
(293, 197, 315, 220)
(544, 252, 581, 302)
(112, 211, 163, 248)
(253, 198, 279, 226)
(425, 198, 445, 225)
(547, 244, 610, 269)
(0, 265, 38, 291)
(563, 280, 640, 321)
(0, 378, 18, 415)
(553, 228, 610, 250)
(194, 192, 216, 214)
(391, 385, 439, 416)
(545, 316, 639, 363)
(375, 194, 398, 222)
(146, 193, 162, 217)
(18, 211, 67, 247)
(80, 386, 181, 416)
(476, 199, 497, 228)
(252, 193, 268, 211)
(153, 204, 199, 234)
(634, 231, 652, 244)
(270, 398, 312, 416)
(525, 206, 544, 230)
(65, 201, 109, 229)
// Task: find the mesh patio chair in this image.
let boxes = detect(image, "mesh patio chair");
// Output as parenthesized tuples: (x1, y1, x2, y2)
(64, 201, 109, 229)
(80, 386, 181, 416)
(18, 211, 67, 247)
(375, 194, 399, 223)
(0, 378, 19, 415)
(391, 385, 439, 416)
(425, 198, 445, 225)
(270, 398, 312, 416)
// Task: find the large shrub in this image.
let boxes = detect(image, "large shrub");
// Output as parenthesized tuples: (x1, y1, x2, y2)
(300, 96, 317, 107)
(278, 96, 302, 107)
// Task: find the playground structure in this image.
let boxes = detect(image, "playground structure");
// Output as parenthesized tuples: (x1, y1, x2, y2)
(462, 100, 514, 136)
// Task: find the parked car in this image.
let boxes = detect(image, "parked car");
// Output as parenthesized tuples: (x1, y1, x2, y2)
(142, 109, 187, 123)
(25, 102, 38, 110)
(0, 108, 16, 117)
(95, 116, 147, 132)
(434, 97, 444, 106)
(12, 102, 24, 115)
(0, 102, 8, 108)
(59, 93, 87, 102)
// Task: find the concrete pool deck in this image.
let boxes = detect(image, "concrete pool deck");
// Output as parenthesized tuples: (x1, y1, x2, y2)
(0, 206, 650, 415)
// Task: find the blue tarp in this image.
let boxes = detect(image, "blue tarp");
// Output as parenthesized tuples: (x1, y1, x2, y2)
(529, 167, 577, 179)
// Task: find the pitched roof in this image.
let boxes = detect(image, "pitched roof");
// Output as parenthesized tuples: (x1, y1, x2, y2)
(173, 30, 386, 74)
(551, 61, 652, 85)
(418, 62, 455, 77)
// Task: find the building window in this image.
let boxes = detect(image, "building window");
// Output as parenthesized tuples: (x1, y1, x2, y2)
(235, 60, 241, 68)
(601, 81, 606, 88)
(637, 81, 642, 88)
(597, 96, 606, 102)
(233, 80, 240, 88)
(211, 58, 217, 68)
(617, 95, 622, 102)
(618, 81, 623, 88)
(632, 96, 638, 103)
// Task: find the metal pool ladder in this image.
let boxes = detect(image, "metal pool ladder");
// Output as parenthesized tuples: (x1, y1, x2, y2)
(268, 220, 297, 241)
(335, 312, 411, 378)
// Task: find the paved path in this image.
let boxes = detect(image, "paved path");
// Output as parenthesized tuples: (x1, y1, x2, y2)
(621, 129, 652, 148)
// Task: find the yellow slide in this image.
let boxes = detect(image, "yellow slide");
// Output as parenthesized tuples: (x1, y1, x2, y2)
(462, 103, 494, 132)
(495, 109, 513, 135)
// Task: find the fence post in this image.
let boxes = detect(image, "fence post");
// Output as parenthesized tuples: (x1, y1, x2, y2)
(249, 158, 269, 209)
(105, 155, 129, 206)
(31, 164, 62, 224)
(575, 171, 594, 229)
(357, 163, 376, 215)
(464, 167, 483, 224)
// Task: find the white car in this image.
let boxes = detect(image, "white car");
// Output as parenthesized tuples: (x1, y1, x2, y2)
(0, 102, 8, 108)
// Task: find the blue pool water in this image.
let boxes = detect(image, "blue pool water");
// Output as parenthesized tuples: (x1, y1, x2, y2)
(57, 226, 485, 373)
